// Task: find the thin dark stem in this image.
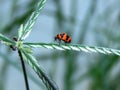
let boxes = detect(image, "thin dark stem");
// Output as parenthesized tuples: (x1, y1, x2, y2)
(18, 50, 30, 90)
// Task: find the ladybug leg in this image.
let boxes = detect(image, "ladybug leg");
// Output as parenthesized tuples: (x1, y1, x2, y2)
(54, 36, 57, 41)
(65, 42, 67, 45)
(54, 37, 59, 44)
(58, 39, 61, 45)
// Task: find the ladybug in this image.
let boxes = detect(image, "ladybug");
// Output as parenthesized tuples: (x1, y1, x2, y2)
(54, 32, 71, 44)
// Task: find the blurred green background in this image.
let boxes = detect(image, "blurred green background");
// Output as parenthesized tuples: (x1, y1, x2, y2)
(0, 0, 120, 90)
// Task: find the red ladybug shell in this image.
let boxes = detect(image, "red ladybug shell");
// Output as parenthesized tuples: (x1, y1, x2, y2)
(54, 32, 71, 43)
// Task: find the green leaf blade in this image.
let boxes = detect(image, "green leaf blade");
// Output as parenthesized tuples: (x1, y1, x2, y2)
(18, 0, 47, 41)
(21, 48, 59, 90)
(18, 24, 24, 40)
(0, 33, 15, 45)
(23, 42, 120, 56)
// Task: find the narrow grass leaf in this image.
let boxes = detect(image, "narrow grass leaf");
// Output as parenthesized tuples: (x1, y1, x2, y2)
(23, 42, 120, 56)
(22, 47, 33, 54)
(18, 24, 24, 40)
(18, 0, 46, 41)
(20, 48, 59, 90)
(0, 33, 15, 45)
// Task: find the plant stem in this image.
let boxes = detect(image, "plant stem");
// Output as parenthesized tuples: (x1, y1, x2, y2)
(18, 50, 30, 90)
